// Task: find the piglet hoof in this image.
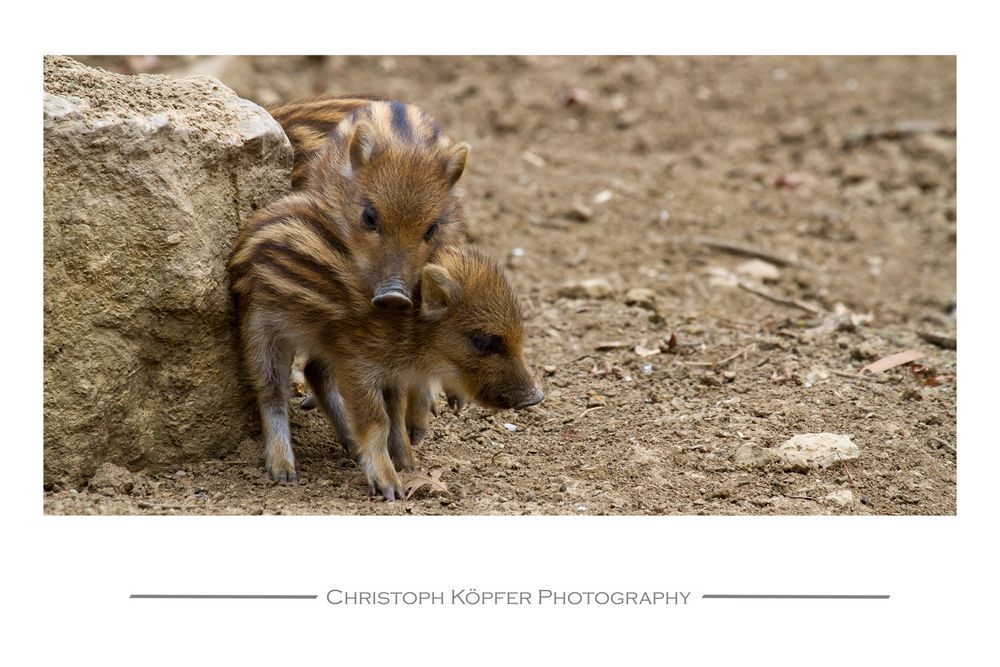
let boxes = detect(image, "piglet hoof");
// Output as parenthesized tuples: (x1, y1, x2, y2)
(408, 427, 427, 448)
(446, 393, 467, 414)
(391, 451, 416, 473)
(268, 460, 298, 484)
(299, 394, 317, 411)
(369, 472, 405, 502)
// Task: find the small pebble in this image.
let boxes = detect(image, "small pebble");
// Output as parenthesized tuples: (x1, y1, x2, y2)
(559, 483, 567, 492)
(593, 189, 613, 205)
(503, 423, 517, 432)
(521, 151, 546, 168)
(852, 341, 878, 361)
(624, 287, 657, 311)
(557, 278, 614, 300)
(565, 202, 594, 222)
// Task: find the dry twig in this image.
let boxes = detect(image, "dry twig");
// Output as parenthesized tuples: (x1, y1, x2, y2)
(917, 330, 956, 350)
(737, 280, 826, 316)
(137, 501, 203, 511)
(694, 236, 818, 271)
(681, 344, 756, 369)
(830, 369, 891, 384)
(932, 437, 957, 455)
(835, 452, 855, 484)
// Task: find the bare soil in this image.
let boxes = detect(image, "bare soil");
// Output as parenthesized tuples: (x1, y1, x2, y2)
(47, 56, 956, 515)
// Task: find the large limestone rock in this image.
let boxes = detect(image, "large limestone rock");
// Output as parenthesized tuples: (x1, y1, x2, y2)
(43, 56, 292, 486)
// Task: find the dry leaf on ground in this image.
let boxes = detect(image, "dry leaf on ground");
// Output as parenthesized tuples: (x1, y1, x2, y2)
(401, 467, 450, 500)
(860, 349, 926, 375)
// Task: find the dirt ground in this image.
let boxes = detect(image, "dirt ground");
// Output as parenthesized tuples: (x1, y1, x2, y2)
(46, 55, 956, 515)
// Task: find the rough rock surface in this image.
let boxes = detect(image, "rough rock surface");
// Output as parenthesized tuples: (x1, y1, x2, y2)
(43, 56, 292, 486)
(734, 444, 782, 468)
(776, 433, 860, 472)
(89, 463, 136, 496)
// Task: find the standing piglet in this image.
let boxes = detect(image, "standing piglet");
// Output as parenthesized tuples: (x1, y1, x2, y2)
(231, 187, 543, 498)
(268, 96, 473, 420)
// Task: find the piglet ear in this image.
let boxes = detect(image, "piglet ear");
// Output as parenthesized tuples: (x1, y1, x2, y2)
(444, 142, 470, 187)
(420, 264, 456, 320)
(349, 121, 376, 176)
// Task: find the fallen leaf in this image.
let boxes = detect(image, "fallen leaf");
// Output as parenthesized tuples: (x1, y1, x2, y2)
(400, 466, 450, 501)
(860, 349, 926, 375)
(662, 331, 678, 354)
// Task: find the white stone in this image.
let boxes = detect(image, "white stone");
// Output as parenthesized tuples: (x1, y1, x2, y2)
(777, 433, 860, 472)
(735, 259, 781, 282)
(822, 489, 856, 508)
(557, 278, 614, 299)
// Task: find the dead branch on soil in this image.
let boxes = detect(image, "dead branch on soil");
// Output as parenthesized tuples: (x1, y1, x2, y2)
(576, 406, 605, 420)
(541, 405, 605, 427)
(835, 452, 855, 484)
(830, 369, 891, 384)
(137, 501, 205, 512)
(931, 437, 957, 455)
(693, 236, 819, 271)
(737, 280, 826, 316)
(917, 330, 957, 349)
(681, 344, 756, 369)
(842, 120, 951, 148)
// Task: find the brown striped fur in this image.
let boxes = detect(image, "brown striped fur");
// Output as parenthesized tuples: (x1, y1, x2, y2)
(267, 95, 383, 188)
(229, 194, 543, 499)
(264, 95, 473, 433)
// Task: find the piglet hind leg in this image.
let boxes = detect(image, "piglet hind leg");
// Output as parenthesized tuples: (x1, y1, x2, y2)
(385, 385, 416, 472)
(404, 383, 437, 449)
(243, 327, 297, 483)
(303, 357, 356, 459)
(338, 367, 405, 501)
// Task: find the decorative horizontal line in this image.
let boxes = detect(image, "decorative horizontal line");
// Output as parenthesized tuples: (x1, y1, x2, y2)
(130, 594, 317, 599)
(703, 594, 890, 599)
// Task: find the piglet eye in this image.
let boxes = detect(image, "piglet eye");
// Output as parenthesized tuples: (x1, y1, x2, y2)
(362, 202, 379, 231)
(424, 221, 439, 241)
(469, 331, 505, 355)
